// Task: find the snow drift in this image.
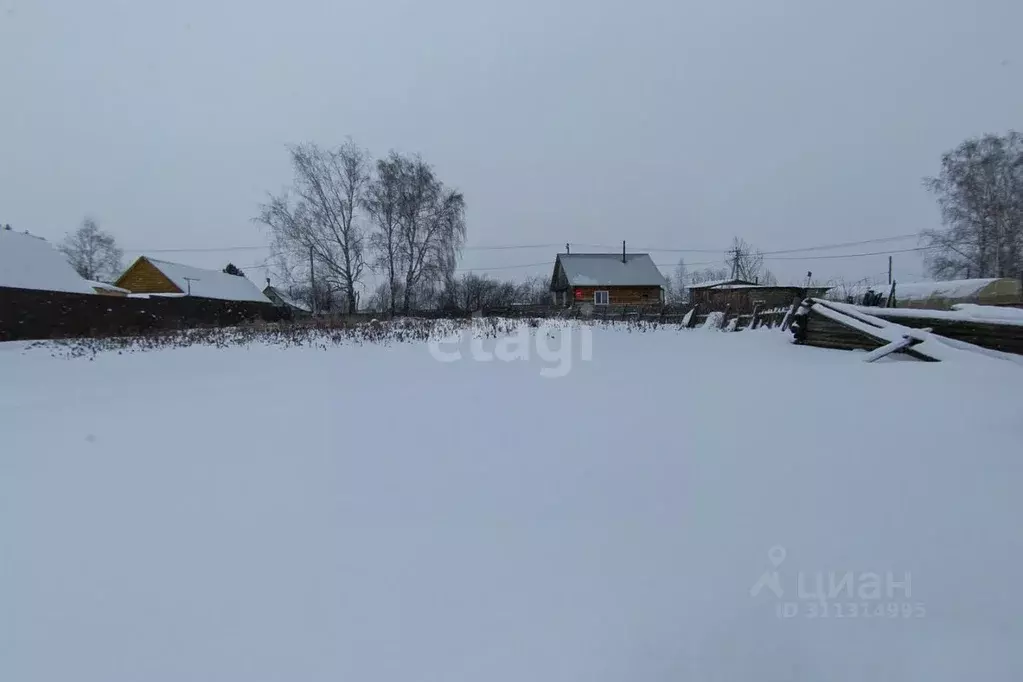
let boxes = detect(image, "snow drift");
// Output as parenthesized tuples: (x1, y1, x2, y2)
(1, 323, 1021, 681)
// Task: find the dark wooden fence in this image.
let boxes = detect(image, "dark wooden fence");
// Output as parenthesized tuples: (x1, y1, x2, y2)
(343, 303, 796, 329)
(0, 293, 799, 343)
(473, 303, 796, 330)
(0, 287, 288, 341)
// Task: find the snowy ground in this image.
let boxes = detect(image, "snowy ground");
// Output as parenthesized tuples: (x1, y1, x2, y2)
(2, 322, 1022, 681)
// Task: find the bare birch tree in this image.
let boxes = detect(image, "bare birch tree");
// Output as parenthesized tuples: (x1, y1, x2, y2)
(365, 153, 405, 315)
(257, 140, 369, 313)
(58, 218, 123, 281)
(923, 131, 1023, 279)
(392, 154, 467, 312)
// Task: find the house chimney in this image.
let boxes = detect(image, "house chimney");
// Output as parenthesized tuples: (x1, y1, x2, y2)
(266, 277, 271, 288)
(622, 240, 626, 264)
(566, 242, 570, 254)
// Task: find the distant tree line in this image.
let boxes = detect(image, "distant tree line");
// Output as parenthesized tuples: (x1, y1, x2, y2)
(438, 273, 552, 311)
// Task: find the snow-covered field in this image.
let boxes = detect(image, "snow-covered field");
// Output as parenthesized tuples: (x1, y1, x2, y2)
(2, 322, 1022, 681)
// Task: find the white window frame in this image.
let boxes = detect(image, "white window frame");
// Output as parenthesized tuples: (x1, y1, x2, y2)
(594, 290, 609, 306)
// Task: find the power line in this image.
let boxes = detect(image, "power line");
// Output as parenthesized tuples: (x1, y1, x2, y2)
(651, 247, 934, 269)
(134, 235, 934, 275)
(579, 233, 924, 256)
(452, 246, 935, 273)
(124, 245, 269, 253)
(454, 261, 551, 272)
(760, 234, 923, 255)
(124, 242, 563, 254)
(463, 243, 562, 251)
(124, 234, 927, 258)
(762, 246, 933, 261)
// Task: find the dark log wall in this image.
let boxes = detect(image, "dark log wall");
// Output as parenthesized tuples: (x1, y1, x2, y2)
(691, 287, 805, 314)
(570, 286, 663, 306)
(0, 287, 287, 341)
(866, 310, 1023, 356)
(793, 308, 885, 352)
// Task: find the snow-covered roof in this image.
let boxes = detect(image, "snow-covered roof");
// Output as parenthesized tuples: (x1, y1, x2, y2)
(141, 258, 271, 303)
(951, 303, 1023, 322)
(554, 253, 667, 287)
(264, 286, 311, 312)
(87, 280, 130, 294)
(687, 278, 756, 289)
(856, 303, 1023, 328)
(0, 228, 97, 294)
(838, 278, 1003, 302)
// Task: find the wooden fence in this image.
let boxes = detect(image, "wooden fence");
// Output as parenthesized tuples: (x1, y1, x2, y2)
(0, 287, 288, 341)
(0, 292, 804, 343)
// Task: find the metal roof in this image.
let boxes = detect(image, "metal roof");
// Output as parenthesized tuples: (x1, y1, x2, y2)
(553, 253, 667, 288)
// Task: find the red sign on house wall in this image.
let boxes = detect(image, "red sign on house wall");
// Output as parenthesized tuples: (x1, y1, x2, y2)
(574, 288, 583, 300)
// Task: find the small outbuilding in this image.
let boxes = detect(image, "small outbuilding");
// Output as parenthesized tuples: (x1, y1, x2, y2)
(688, 278, 831, 314)
(86, 280, 130, 296)
(263, 281, 311, 316)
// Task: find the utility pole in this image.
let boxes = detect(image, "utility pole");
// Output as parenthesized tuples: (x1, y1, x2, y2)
(622, 240, 626, 264)
(566, 242, 570, 254)
(309, 245, 316, 316)
(183, 277, 198, 295)
(888, 255, 893, 285)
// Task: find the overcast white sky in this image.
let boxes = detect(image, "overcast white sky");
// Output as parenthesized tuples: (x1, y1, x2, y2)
(2, 0, 1021, 288)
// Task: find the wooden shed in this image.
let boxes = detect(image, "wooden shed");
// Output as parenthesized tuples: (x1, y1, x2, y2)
(688, 279, 831, 314)
(263, 282, 311, 316)
(549, 252, 667, 307)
